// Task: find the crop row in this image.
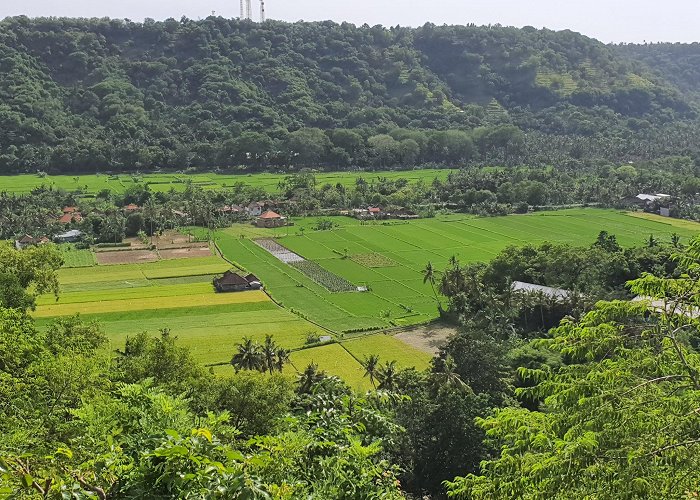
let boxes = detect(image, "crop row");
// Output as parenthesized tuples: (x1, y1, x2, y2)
(289, 260, 357, 292)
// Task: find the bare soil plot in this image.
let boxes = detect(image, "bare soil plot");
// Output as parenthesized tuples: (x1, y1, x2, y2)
(96, 249, 159, 265)
(153, 231, 207, 249)
(160, 246, 212, 260)
(393, 323, 457, 355)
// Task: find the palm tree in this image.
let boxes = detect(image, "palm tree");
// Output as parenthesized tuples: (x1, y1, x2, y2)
(362, 354, 380, 389)
(648, 234, 658, 248)
(377, 360, 398, 391)
(230, 337, 262, 372)
(275, 348, 290, 372)
(423, 261, 441, 309)
(297, 363, 325, 394)
(671, 233, 681, 249)
(431, 355, 470, 392)
(262, 335, 278, 374)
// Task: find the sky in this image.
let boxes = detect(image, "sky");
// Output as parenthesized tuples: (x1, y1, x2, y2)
(0, 0, 698, 44)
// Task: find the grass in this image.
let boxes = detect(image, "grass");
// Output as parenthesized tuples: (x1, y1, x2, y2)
(289, 343, 370, 391)
(215, 209, 700, 334)
(60, 245, 96, 268)
(56, 256, 229, 285)
(626, 212, 700, 231)
(33, 290, 269, 317)
(0, 169, 454, 196)
(342, 334, 432, 371)
(35, 302, 324, 365)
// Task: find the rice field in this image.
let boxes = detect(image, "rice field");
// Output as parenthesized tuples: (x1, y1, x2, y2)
(35, 254, 327, 365)
(289, 343, 371, 392)
(60, 246, 96, 268)
(341, 334, 433, 371)
(0, 169, 453, 195)
(31, 207, 700, 387)
(215, 209, 700, 333)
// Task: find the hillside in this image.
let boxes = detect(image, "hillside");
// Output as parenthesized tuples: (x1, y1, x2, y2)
(617, 42, 700, 102)
(0, 17, 698, 173)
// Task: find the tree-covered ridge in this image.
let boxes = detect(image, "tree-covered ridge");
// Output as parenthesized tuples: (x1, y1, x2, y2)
(618, 42, 700, 102)
(0, 17, 697, 172)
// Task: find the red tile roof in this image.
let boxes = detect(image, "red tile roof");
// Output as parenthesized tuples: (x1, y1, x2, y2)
(58, 212, 82, 224)
(63, 206, 78, 213)
(259, 210, 282, 219)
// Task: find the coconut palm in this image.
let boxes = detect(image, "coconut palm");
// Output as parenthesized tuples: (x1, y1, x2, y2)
(423, 261, 441, 308)
(431, 355, 470, 392)
(262, 334, 278, 374)
(230, 337, 263, 372)
(275, 348, 290, 372)
(362, 354, 381, 389)
(297, 363, 325, 394)
(376, 360, 398, 391)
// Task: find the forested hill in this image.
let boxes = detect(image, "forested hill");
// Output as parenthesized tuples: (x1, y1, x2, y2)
(616, 43, 700, 101)
(0, 16, 699, 173)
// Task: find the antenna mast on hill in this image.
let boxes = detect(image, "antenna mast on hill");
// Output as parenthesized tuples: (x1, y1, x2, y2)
(240, 0, 264, 21)
(246, 0, 253, 19)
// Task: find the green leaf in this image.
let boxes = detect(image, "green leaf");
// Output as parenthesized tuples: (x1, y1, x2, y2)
(20, 473, 33, 488)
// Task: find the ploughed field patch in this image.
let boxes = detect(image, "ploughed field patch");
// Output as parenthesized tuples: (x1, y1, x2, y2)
(95, 249, 159, 265)
(254, 238, 357, 292)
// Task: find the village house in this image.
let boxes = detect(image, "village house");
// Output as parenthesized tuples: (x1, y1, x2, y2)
(123, 203, 141, 214)
(256, 210, 287, 228)
(58, 212, 83, 224)
(54, 229, 84, 243)
(15, 234, 50, 250)
(213, 271, 263, 292)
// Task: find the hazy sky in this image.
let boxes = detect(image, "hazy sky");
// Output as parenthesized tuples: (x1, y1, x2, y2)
(1, 0, 698, 44)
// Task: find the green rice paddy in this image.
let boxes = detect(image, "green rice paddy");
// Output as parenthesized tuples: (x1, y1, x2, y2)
(0, 169, 453, 195)
(36, 254, 326, 365)
(215, 209, 700, 333)
(31, 206, 700, 387)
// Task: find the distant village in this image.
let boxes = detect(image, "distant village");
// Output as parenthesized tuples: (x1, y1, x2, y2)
(13, 197, 422, 251)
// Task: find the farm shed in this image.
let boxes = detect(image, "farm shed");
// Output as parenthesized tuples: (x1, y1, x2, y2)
(54, 229, 83, 243)
(214, 271, 263, 292)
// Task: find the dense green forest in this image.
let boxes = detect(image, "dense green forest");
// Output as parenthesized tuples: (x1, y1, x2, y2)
(2, 17, 700, 173)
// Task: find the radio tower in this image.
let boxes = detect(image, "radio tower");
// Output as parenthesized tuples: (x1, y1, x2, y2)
(239, 0, 264, 21)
